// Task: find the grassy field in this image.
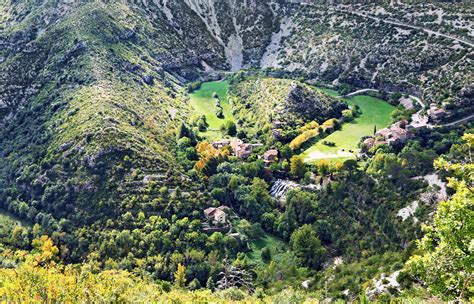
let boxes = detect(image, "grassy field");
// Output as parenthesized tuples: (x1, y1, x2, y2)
(318, 87, 340, 97)
(248, 233, 291, 264)
(301, 93, 395, 163)
(189, 81, 235, 140)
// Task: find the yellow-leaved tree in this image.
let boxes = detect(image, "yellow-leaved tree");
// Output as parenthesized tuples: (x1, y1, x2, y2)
(174, 263, 187, 288)
(407, 133, 473, 302)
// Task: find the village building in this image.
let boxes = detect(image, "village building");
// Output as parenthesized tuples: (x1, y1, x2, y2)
(236, 144, 253, 158)
(230, 139, 262, 159)
(204, 206, 229, 225)
(263, 149, 278, 164)
(230, 139, 244, 152)
(373, 120, 413, 146)
(376, 128, 391, 138)
(211, 139, 230, 149)
(427, 103, 447, 121)
(273, 120, 283, 128)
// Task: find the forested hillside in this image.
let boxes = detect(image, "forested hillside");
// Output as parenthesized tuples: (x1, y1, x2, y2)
(0, 0, 472, 302)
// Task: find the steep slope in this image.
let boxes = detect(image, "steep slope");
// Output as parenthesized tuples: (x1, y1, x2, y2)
(261, 3, 473, 120)
(153, 0, 282, 71)
(0, 0, 472, 285)
(0, 1, 216, 262)
(228, 76, 347, 139)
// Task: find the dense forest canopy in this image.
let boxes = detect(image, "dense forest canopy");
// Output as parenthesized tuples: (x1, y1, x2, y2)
(0, 0, 472, 302)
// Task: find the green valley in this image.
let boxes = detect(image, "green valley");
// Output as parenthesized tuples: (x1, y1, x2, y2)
(0, 0, 472, 303)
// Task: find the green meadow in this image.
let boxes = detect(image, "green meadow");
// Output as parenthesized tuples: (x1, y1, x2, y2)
(189, 81, 235, 140)
(302, 93, 395, 163)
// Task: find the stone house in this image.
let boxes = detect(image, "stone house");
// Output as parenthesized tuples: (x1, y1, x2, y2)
(204, 206, 229, 225)
(374, 120, 413, 146)
(230, 139, 262, 159)
(427, 103, 447, 121)
(263, 149, 278, 164)
(212, 139, 230, 149)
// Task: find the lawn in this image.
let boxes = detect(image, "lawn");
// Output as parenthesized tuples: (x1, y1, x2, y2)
(301, 94, 395, 163)
(248, 233, 291, 265)
(189, 80, 235, 140)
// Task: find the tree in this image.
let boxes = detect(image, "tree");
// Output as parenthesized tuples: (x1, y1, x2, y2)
(280, 145, 293, 160)
(290, 225, 326, 269)
(174, 263, 187, 288)
(373, 125, 377, 135)
(408, 180, 473, 301)
(286, 190, 318, 224)
(225, 120, 237, 136)
(32, 235, 60, 265)
(206, 277, 215, 291)
(177, 122, 189, 139)
(188, 278, 201, 290)
(197, 115, 208, 131)
(407, 134, 473, 301)
(342, 159, 358, 174)
(261, 247, 271, 263)
(316, 159, 330, 176)
(216, 259, 255, 292)
(342, 109, 353, 121)
(290, 155, 306, 178)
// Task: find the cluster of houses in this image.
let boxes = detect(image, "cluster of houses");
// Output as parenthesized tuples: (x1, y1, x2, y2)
(211, 138, 279, 164)
(363, 120, 414, 149)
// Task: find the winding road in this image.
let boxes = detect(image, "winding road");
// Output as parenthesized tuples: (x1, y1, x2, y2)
(438, 114, 474, 127)
(342, 89, 473, 129)
(335, 9, 474, 48)
(343, 89, 379, 97)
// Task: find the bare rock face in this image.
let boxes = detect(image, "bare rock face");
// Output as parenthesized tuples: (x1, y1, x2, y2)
(153, 0, 280, 71)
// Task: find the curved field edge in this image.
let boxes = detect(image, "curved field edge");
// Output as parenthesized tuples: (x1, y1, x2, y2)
(301, 94, 395, 163)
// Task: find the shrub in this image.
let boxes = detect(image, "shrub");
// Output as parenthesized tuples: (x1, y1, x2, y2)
(261, 247, 271, 263)
(225, 121, 237, 136)
(289, 129, 319, 150)
(322, 141, 336, 147)
(342, 109, 353, 122)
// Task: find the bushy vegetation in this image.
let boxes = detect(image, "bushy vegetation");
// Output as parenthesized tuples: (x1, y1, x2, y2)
(407, 133, 473, 301)
(228, 75, 347, 144)
(1, 0, 472, 302)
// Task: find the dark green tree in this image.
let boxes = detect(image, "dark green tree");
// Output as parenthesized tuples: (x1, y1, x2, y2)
(290, 224, 326, 269)
(261, 247, 271, 263)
